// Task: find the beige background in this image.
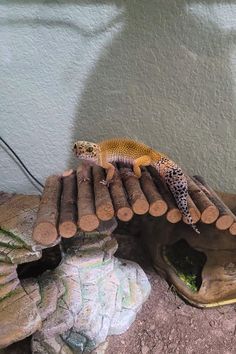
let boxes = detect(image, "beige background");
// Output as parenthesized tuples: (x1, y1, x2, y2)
(0, 0, 235, 194)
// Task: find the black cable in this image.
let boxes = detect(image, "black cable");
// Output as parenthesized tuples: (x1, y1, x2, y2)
(0, 136, 44, 188)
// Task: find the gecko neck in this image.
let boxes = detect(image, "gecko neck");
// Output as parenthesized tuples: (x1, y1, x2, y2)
(81, 156, 99, 164)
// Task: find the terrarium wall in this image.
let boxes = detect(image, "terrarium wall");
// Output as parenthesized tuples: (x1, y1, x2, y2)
(1, 0, 235, 194)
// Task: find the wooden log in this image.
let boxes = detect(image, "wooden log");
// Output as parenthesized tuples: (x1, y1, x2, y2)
(118, 164, 149, 215)
(186, 176, 219, 224)
(140, 168, 168, 217)
(148, 167, 182, 223)
(215, 191, 236, 214)
(149, 168, 200, 224)
(193, 175, 236, 231)
(183, 196, 201, 224)
(108, 165, 133, 222)
(230, 222, 236, 236)
(33, 175, 61, 245)
(216, 214, 235, 231)
(92, 165, 115, 221)
(77, 167, 99, 232)
(215, 191, 236, 235)
(59, 172, 77, 238)
(61, 169, 74, 178)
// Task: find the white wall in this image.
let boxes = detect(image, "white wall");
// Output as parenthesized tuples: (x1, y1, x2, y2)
(0, 0, 235, 194)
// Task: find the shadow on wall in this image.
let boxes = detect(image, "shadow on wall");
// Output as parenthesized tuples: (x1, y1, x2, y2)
(70, 0, 236, 192)
(3, 0, 236, 191)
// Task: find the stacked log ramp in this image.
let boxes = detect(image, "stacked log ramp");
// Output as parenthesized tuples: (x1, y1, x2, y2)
(32, 165, 236, 245)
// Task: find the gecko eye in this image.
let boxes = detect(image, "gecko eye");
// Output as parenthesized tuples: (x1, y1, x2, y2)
(86, 147, 93, 153)
(73, 143, 77, 150)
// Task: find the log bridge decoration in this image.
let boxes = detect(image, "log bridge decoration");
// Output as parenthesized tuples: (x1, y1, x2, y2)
(33, 164, 236, 245)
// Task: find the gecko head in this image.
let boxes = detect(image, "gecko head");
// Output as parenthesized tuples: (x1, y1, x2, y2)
(73, 141, 99, 162)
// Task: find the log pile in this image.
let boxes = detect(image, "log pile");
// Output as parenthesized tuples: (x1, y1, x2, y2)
(32, 165, 236, 245)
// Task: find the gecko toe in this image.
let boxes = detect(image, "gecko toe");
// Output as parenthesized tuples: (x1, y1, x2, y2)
(78, 176, 90, 185)
(100, 179, 111, 187)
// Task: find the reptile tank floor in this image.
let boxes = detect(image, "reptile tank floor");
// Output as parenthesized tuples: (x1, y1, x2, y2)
(3, 233, 236, 354)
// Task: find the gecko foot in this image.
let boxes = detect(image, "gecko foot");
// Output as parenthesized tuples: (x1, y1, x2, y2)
(100, 179, 112, 187)
(78, 176, 90, 185)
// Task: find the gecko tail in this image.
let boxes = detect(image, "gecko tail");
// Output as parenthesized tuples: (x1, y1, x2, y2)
(192, 224, 200, 234)
(173, 191, 200, 234)
(162, 163, 200, 234)
(180, 203, 200, 234)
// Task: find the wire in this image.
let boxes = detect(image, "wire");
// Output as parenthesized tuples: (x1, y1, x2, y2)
(0, 136, 44, 188)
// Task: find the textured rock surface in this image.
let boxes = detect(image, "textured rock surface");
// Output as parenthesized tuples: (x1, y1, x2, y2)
(0, 285, 42, 348)
(31, 233, 151, 353)
(0, 218, 151, 352)
(0, 194, 57, 348)
(0, 193, 150, 351)
(4, 232, 236, 354)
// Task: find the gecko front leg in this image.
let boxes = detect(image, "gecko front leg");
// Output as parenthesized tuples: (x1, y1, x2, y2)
(99, 160, 115, 186)
(77, 161, 92, 184)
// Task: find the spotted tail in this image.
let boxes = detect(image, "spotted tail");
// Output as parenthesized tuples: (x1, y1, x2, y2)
(171, 184, 200, 234)
(153, 158, 200, 234)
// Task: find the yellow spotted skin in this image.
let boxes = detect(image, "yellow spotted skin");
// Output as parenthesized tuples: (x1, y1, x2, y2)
(99, 138, 163, 161)
(73, 138, 199, 234)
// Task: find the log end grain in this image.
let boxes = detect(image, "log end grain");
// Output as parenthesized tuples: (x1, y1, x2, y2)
(149, 200, 168, 217)
(117, 206, 134, 222)
(132, 198, 149, 215)
(166, 208, 182, 224)
(33, 222, 58, 245)
(62, 169, 74, 178)
(96, 203, 115, 221)
(216, 214, 234, 231)
(79, 214, 99, 232)
(59, 221, 77, 238)
(229, 222, 236, 236)
(183, 207, 201, 224)
(200, 205, 219, 224)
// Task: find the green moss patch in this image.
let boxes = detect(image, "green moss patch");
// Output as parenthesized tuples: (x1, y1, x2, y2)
(164, 240, 206, 292)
